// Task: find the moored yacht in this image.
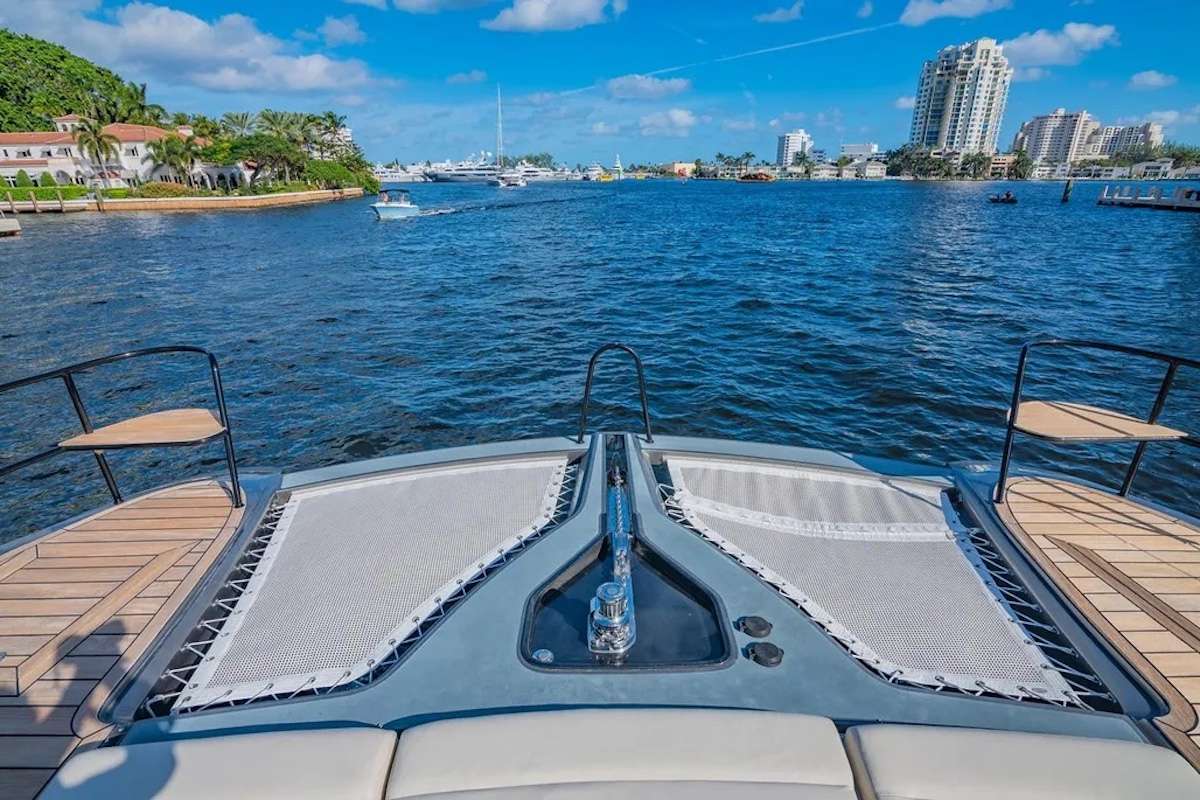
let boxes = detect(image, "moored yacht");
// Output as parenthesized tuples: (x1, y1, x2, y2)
(3, 340, 1200, 799)
(425, 156, 499, 183)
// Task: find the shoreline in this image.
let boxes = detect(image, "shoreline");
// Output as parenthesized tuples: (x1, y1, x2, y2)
(1, 187, 364, 214)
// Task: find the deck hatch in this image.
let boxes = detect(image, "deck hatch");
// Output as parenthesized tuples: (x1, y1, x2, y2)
(662, 456, 1078, 705)
(173, 456, 569, 710)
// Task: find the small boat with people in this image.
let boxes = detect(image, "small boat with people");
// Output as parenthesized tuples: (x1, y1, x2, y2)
(989, 191, 1018, 204)
(489, 171, 527, 189)
(4, 340, 1200, 799)
(370, 189, 419, 220)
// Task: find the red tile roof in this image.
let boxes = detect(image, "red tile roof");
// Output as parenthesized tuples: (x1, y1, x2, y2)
(0, 123, 176, 146)
(53, 114, 82, 121)
(0, 159, 51, 168)
(0, 131, 72, 145)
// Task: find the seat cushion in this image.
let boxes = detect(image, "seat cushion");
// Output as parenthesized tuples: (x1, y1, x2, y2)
(39, 728, 397, 800)
(845, 724, 1200, 800)
(386, 708, 855, 799)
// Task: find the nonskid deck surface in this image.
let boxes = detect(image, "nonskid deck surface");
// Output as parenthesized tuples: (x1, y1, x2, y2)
(175, 456, 571, 710)
(663, 455, 1075, 702)
(0, 481, 242, 800)
(999, 476, 1200, 768)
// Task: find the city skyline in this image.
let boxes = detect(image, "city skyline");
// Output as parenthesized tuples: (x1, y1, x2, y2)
(0, 1, 1197, 163)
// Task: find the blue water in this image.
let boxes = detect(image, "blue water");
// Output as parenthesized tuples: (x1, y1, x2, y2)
(2, 179, 1198, 541)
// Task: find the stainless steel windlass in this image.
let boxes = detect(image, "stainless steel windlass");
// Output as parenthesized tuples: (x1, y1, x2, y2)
(588, 466, 637, 657)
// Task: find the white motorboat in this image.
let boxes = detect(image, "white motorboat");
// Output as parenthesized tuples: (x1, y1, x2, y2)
(490, 171, 527, 188)
(370, 189, 419, 220)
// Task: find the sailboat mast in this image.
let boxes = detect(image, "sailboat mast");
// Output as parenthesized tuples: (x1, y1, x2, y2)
(496, 85, 503, 170)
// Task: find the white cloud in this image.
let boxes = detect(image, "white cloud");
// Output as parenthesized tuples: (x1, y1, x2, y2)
(319, 14, 366, 46)
(1129, 70, 1177, 90)
(344, 0, 388, 8)
(446, 68, 488, 84)
(1013, 66, 1050, 82)
(590, 121, 621, 135)
(856, 1, 873, 18)
(722, 117, 757, 132)
(606, 74, 690, 100)
(1141, 106, 1200, 127)
(893, 95, 915, 109)
(336, 93, 368, 106)
(754, 1, 803, 23)
(639, 108, 697, 137)
(900, 0, 1010, 26)
(392, 0, 490, 11)
(482, 0, 625, 32)
(1001, 23, 1118, 67)
(0, 2, 374, 93)
(768, 111, 806, 127)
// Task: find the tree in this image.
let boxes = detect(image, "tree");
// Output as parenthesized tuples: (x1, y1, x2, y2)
(221, 111, 258, 138)
(1011, 149, 1034, 180)
(14, 169, 33, 187)
(143, 136, 179, 182)
(76, 117, 119, 187)
(959, 152, 991, 179)
(38, 171, 56, 187)
(117, 82, 164, 126)
(227, 134, 305, 184)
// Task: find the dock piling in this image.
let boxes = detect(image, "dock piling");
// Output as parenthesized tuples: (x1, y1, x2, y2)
(28, 191, 39, 213)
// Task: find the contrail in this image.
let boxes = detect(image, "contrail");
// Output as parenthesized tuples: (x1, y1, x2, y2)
(559, 21, 900, 95)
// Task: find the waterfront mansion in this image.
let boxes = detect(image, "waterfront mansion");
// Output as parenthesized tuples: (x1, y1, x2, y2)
(0, 115, 249, 190)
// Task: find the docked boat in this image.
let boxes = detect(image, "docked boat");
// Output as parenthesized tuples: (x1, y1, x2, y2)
(372, 164, 429, 184)
(738, 171, 776, 183)
(425, 157, 499, 183)
(370, 189, 419, 220)
(4, 340, 1200, 799)
(489, 171, 527, 189)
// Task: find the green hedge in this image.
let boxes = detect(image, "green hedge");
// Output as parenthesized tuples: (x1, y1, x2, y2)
(3, 185, 90, 201)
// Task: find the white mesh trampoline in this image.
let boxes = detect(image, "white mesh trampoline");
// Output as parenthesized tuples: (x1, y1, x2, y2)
(663, 455, 1074, 704)
(176, 456, 570, 711)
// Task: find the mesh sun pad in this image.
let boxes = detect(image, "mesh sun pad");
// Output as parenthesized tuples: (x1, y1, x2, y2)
(666, 456, 1072, 702)
(179, 456, 568, 709)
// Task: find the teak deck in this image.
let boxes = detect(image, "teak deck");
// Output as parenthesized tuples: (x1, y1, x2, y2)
(1000, 476, 1200, 768)
(0, 481, 242, 799)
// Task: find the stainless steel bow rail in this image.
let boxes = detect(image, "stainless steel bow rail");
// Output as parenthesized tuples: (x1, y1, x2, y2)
(995, 339, 1198, 503)
(0, 345, 242, 507)
(576, 343, 653, 444)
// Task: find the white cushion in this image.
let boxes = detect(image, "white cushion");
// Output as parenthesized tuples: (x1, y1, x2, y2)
(39, 727, 397, 800)
(386, 708, 855, 799)
(845, 724, 1200, 800)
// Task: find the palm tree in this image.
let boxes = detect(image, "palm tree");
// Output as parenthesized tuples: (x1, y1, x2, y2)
(316, 111, 348, 159)
(960, 152, 991, 179)
(1011, 149, 1034, 180)
(118, 82, 165, 126)
(76, 117, 120, 188)
(222, 111, 258, 138)
(143, 136, 180, 182)
(257, 109, 291, 140)
(738, 151, 755, 167)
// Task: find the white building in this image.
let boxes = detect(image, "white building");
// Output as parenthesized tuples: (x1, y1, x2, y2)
(0, 115, 248, 189)
(810, 163, 839, 180)
(1080, 122, 1164, 158)
(775, 129, 813, 166)
(840, 143, 879, 159)
(909, 37, 1012, 155)
(855, 160, 886, 179)
(1011, 109, 1097, 165)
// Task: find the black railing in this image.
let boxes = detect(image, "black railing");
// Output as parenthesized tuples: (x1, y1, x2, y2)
(995, 339, 1198, 503)
(0, 346, 242, 508)
(577, 343, 653, 444)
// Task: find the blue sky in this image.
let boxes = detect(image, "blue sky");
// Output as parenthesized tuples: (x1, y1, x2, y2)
(2, 1, 1196, 164)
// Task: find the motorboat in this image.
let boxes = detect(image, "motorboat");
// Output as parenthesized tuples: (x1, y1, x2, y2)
(4, 340, 1200, 799)
(489, 171, 527, 188)
(370, 189, 419, 220)
(989, 193, 1018, 204)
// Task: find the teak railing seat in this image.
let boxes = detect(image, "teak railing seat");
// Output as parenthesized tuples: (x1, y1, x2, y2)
(995, 340, 1198, 503)
(0, 346, 242, 508)
(1014, 400, 1188, 443)
(59, 408, 226, 449)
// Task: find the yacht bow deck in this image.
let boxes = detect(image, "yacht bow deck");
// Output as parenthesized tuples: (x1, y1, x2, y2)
(0, 480, 241, 800)
(999, 476, 1200, 767)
